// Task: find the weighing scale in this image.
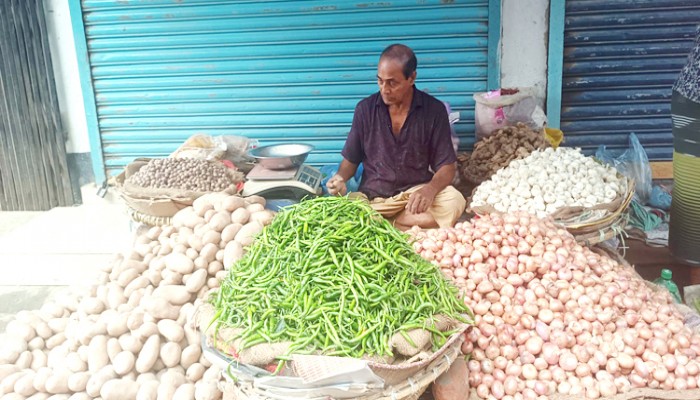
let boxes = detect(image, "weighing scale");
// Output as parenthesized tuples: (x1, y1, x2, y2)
(242, 163, 323, 201)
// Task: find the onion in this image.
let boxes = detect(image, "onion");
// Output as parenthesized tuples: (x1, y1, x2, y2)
(522, 364, 538, 380)
(559, 353, 577, 371)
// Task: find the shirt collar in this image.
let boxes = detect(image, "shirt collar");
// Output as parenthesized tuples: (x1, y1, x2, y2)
(375, 86, 423, 111)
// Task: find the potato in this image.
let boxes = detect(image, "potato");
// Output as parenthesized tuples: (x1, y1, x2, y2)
(136, 380, 159, 400)
(32, 367, 51, 392)
(215, 249, 224, 262)
(222, 241, 243, 270)
(107, 337, 121, 363)
(6, 320, 36, 342)
(40, 302, 65, 319)
(203, 209, 217, 224)
(128, 288, 148, 309)
(193, 257, 208, 270)
(194, 380, 221, 400)
(145, 270, 163, 287)
(117, 268, 140, 288)
(107, 313, 129, 337)
(35, 321, 52, 340)
(136, 335, 161, 373)
(114, 351, 136, 376)
(206, 277, 220, 289)
(172, 383, 195, 400)
(86, 365, 116, 397)
(15, 350, 32, 370)
(193, 199, 214, 217)
(250, 210, 275, 225)
(180, 344, 202, 370)
(234, 221, 264, 246)
(160, 342, 182, 368)
(45, 370, 71, 394)
(157, 319, 185, 343)
(67, 372, 90, 392)
(28, 336, 45, 352)
(14, 370, 37, 396)
(184, 325, 200, 348)
(186, 269, 208, 294)
(215, 270, 227, 281)
(196, 193, 229, 212)
(66, 352, 87, 373)
(246, 203, 265, 213)
(143, 297, 180, 320)
(45, 333, 66, 350)
(201, 230, 221, 246)
(230, 208, 250, 225)
(161, 269, 183, 286)
(199, 243, 219, 264)
(101, 378, 137, 400)
(77, 345, 89, 362)
(185, 247, 199, 260)
(187, 235, 204, 252)
(87, 335, 109, 372)
(153, 285, 191, 305)
(134, 321, 158, 342)
(30, 349, 47, 370)
(245, 195, 266, 206)
(186, 363, 205, 381)
(156, 369, 184, 400)
(206, 261, 223, 276)
(107, 283, 127, 310)
(67, 393, 90, 400)
(207, 212, 231, 232)
(221, 196, 246, 212)
(2, 371, 26, 394)
(220, 223, 242, 244)
(0, 365, 19, 383)
(164, 253, 194, 275)
(118, 334, 143, 354)
(124, 276, 150, 298)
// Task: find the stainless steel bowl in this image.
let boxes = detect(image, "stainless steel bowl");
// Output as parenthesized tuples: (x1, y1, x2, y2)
(247, 143, 314, 170)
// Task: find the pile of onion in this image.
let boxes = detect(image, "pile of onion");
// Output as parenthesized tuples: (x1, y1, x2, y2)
(410, 213, 700, 399)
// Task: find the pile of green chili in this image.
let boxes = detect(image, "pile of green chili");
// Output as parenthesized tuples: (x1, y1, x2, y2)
(211, 196, 472, 361)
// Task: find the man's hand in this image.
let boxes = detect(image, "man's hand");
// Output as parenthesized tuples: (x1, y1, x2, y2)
(406, 185, 438, 214)
(326, 174, 347, 196)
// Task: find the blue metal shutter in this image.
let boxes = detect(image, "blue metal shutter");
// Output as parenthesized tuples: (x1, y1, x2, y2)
(76, 0, 494, 178)
(561, 0, 700, 160)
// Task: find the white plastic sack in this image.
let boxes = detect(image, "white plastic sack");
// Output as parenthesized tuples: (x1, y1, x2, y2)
(473, 87, 547, 141)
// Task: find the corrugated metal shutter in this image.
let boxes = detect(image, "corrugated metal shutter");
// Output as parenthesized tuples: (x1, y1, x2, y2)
(78, 0, 492, 178)
(561, 0, 700, 160)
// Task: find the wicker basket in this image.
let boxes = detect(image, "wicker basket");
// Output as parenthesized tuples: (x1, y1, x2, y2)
(212, 328, 467, 400)
(126, 207, 172, 227)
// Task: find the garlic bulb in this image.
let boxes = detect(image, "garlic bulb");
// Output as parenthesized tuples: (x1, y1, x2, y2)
(470, 147, 624, 217)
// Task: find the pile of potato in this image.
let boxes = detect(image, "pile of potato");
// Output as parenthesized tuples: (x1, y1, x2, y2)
(127, 158, 236, 192)
(0, 193, 275, 400)
(461, 123, 549, 185)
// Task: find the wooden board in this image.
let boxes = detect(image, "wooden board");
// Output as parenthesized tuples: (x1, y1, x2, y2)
(651, 161, 673, 180)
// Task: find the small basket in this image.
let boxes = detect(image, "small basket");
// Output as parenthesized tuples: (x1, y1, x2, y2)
(126, 207, 172, 227)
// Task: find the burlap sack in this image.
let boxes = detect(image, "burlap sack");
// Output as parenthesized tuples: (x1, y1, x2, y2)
(389, 315, 459, 357)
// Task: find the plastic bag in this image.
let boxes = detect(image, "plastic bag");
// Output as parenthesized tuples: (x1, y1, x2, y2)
(320, 164, 363, 195)
(595, 132, 652, 204)
(171, 134, 227, 160)
(649, 185, 672, 210)
(473, 87, 547, 141)
(220, 135, 259, 173)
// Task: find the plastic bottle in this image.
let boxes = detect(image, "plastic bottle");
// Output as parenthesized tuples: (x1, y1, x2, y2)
(653, 268, 682, 303)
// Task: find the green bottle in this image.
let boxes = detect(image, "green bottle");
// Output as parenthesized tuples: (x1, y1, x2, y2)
(653, 269, 682, 303)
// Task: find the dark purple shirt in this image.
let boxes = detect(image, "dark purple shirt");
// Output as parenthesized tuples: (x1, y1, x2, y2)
(341, 87, 456, 199)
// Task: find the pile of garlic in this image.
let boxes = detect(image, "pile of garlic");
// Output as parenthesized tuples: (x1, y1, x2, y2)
(470, 147, 624, 218)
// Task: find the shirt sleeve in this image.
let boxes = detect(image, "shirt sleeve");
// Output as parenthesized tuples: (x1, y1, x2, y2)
(341, 102, 366, 164)
(429, 104, 457, 171)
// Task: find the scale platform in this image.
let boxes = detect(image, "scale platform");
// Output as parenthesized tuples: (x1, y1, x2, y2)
(242, 164, 323, 201)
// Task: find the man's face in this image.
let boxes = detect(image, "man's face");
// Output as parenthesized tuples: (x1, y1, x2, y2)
(377, 58, 416, 106)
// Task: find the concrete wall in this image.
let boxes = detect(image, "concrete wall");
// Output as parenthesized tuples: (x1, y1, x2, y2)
(500, 0, 550, 106)
(44, 0, 89, 154)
